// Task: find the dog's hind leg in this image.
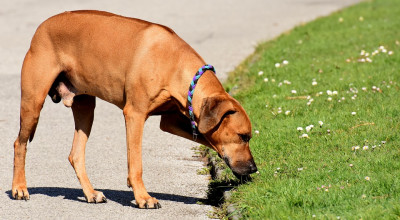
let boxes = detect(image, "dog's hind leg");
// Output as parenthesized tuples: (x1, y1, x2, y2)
(68, 95, 106, 203)
(12, 50, 61, 200)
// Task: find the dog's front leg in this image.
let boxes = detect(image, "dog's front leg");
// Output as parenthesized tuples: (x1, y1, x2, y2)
(123, 107, 161, 209)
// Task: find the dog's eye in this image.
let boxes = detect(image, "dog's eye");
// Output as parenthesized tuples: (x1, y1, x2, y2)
(223, 110, 236, 117)
(239, 134, 251, 143)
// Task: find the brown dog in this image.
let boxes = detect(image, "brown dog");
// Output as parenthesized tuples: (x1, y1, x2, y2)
(12, 10, 257, 209)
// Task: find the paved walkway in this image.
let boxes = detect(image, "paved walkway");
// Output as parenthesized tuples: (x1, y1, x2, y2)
(0, 0, 360, 219)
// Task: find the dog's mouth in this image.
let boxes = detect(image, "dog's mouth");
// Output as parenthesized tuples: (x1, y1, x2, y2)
(222, 156, 258, 182)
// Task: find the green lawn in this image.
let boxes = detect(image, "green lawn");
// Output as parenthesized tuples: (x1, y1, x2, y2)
(219, 0, 400, 218)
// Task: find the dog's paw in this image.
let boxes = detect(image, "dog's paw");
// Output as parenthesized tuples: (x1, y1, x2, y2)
(136, 197, 161, 209)
(85, 190, 107, 203)
(12, 186, 30, 201)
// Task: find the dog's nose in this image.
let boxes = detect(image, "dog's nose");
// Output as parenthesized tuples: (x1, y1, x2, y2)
(249, 162, 258, 174)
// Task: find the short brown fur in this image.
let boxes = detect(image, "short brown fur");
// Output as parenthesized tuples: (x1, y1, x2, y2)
(12, 10, 257, 209)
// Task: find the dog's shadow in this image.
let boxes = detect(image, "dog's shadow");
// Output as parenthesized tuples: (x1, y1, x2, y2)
(6, 187, 201, 207)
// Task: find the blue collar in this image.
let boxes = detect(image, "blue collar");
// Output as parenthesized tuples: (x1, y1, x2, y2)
(187, 64, 216, 140)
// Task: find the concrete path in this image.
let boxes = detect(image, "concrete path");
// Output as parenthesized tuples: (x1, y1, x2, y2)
(0, 0, 360, 219)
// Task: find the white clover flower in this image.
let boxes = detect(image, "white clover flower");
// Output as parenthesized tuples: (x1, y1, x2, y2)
(360, 50, 366, 55)
(359, 58, 366, 63)
(353, 146, 360, 150)
(372, 145, 376, 149)
(351, 112, 357, 116)
(338, 17, 344, 22)
(366, 57, 372, 63)
(327, 90, 333, 96)
(312, 81, 318, 86)
(264, 78, 269, 82)
(277, 109, 282, 114)
(363, 145, 369, 150)
(349, 164, 354, 167)
(258, 71, 264, 76)
(388, 51, 394, 55)
(271, 79, 276, 83)
(291, 90, 297, 94)
(278, 82, 283, 87)
(275, 63, 281, 68)
(276, 167, 281, 170)
(301, 133, 309, 138)
(362, 194, 367, 199)
(382, 49, 387, 53)
(365, 176, 370, 181)
(255, 130, 260, 134)
(282, 60, 289, 65)
(305, 126, 312, 133)
(379, 45, 385, 51)
(341, 97, 345, 101)
(284, 80, 291, 85)
(285, 110, 291, 115)
(298, 167, 303, 171)
(318, 121, 323, 127)
(272, 94, 277, 98)
(312, 214, 316, 218)
(327, 97, 332, 101)
(359, 16, 364, 21)
(332, 91, 338, 95)
(362, 87, 367, 91)
(297, 127, 303, 131)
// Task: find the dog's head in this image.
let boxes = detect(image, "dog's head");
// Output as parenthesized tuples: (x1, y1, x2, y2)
(198, 95, 257, 179)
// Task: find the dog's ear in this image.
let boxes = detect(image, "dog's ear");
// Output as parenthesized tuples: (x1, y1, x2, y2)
(198, 96, 236, 134)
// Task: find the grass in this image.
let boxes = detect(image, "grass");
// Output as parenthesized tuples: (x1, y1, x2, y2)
(218, 0, 400, 218)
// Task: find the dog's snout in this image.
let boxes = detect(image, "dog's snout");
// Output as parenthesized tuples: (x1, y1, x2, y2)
(224, 156, 258, 178)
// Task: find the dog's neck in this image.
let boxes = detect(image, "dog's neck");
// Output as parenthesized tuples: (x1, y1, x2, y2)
(172, 66, 226, 121)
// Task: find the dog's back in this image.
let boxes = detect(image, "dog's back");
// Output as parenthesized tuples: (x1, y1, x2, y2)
(27, 10, 201, 108)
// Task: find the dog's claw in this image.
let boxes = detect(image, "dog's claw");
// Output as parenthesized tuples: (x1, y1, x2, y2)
(12, 188, 30, 201)
(137, 198, 161, 209)
(85, 190, 107, 204)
